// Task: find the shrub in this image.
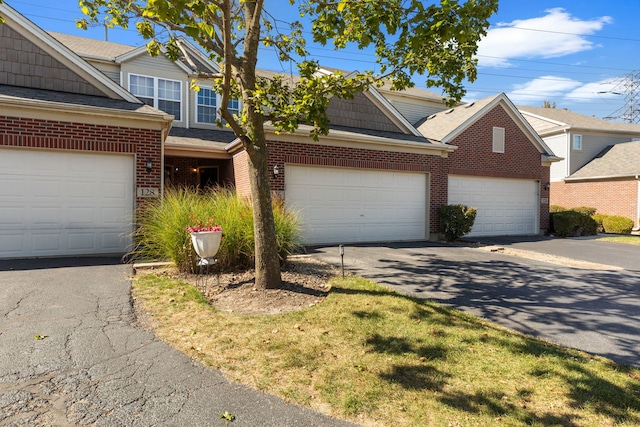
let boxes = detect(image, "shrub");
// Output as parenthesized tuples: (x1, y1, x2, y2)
(592, 214, 607, 233)
(439, 204, 477, 242)
(602, 215, 634, 234)
(130, 187, 301, 272)
(550, 210, 597, 237)
(570, 206, 597, 216)
(550, 205, 566, 213)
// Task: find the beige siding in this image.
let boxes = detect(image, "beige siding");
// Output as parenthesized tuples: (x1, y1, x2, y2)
(544, 134, 569, 182)
(385, 95, 448, 125)
(122, 55, 188, 127)
(85, 60, 121, 84)
(569, 132, 636, 175)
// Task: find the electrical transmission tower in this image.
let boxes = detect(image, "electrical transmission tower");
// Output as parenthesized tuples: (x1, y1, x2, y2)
(603, 70, 640, 123)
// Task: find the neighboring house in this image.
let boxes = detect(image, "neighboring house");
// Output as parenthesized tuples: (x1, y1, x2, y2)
(0, 3, 172, 259)
(518, 106, 640, 224)
(562, 141, 640, 228)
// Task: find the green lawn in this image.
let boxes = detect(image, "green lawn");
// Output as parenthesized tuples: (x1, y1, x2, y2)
(597, 235, 640, 245)
(133, 273, 640, 427)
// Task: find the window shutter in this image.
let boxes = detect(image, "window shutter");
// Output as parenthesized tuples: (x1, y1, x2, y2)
(493, 127, 505, 153)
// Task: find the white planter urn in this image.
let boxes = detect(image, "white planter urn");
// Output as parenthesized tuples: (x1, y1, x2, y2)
(190, 231, 222, 259)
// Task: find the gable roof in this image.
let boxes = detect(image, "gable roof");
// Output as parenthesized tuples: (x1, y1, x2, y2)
(415, 93, 558, 159)
(49, 32, 220, 76)
(0, 3, 140, 103)
(518, 105, 640, 136)
(566, 140, 640, 181)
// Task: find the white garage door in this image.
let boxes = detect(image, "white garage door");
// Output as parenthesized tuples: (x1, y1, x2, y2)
(285, 165, 427, 245)
(0, 148, 134, 258)
(448, 175, 538, 237)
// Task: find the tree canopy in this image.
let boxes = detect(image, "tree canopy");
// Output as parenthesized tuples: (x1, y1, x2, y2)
(75, 0, 498, 289)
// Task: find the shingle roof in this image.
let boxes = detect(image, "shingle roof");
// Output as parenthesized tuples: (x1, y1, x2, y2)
(166, 127, 237, 150)
(414, 94, 499, 142)
(519, 105, 640, 135)
(567, 140, 640, 180)
(48, 31, 138, 59)
(0, 84, 161, 114)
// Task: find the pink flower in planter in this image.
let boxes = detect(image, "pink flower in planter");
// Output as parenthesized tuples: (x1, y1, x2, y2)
(186, 215, 222, 233)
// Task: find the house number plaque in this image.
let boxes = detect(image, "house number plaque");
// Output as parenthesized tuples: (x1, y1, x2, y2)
(137, 187, 160, 198)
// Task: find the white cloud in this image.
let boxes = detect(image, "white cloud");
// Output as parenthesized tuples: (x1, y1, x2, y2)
(564, 79, 625, 102)
(507, 76, 581, 105)
(477, 8, 612, 68)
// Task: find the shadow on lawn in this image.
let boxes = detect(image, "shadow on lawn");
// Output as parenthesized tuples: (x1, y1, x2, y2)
(323, 243, 640, 424)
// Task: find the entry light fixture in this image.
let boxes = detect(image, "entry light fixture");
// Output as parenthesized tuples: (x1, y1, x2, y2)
(543, 182, 551, 191)
(145, 157, 153, 173)
(273, 165, 279, 176)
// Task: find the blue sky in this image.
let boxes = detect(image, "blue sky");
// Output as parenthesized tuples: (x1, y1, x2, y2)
(6, 0, 640, 120)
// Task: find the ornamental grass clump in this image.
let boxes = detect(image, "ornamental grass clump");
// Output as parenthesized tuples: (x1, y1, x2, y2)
(130, 187, 301, 272)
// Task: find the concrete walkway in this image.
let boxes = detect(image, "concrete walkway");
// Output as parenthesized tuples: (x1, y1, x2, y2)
(0, 258, 355, 427)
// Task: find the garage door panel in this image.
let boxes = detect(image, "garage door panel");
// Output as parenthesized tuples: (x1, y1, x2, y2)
(286, 165, 427, 245)
(0, 148, 134, 258)
(448, 175, 538, 237)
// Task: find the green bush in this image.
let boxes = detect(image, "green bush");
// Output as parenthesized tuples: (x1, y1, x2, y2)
(592, 214, 607, 233)
(550, 210, 597, 237)
(570, 206, 597, 216)
(439, 204, 477, 242)
(130, 187, 301, 272)
(550, 205, 566, 213)
(601, 215, 634, 234)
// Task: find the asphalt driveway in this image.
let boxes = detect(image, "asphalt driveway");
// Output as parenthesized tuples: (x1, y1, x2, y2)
(0, 258, 355, 427)
(310, 240, 640, 368)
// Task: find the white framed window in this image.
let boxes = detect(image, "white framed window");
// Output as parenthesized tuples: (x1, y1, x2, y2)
(195, 87, 240, 125)
(573, 134, 582, 150)
(492, 126, 505, 153)
(129, 74, 182, 121)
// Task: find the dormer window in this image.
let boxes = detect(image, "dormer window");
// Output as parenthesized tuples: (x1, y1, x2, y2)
(129, 74, 182, 121)
(196, 87, 240, 125)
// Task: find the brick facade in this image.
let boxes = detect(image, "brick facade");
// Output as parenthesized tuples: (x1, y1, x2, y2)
(444, 105, 551, 232)
(0, 115, 163, 207)
(552, 180, 639, 227)
(232, 103, 552, 236)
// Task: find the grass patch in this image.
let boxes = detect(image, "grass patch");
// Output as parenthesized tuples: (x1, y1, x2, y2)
(133, 274, 640, 426)
(597, 235, 640, 246)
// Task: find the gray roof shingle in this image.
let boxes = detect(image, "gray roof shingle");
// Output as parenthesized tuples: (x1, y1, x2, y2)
(519, 105, 640, 135)
(567, 140, 640, 180)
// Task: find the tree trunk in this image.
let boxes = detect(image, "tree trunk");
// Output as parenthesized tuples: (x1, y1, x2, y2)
(244, 130, 282, 290)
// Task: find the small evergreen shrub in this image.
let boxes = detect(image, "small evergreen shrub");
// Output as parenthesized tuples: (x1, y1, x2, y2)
(570, 206, 597, 216)
(439, 204, 477, 242)
(550, 205, 566, 213)
(602, 215, 634, 234)
(550, 210, 597, 237)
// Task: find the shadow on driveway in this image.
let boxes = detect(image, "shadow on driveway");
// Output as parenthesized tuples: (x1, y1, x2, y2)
(310, 242, 640, 367)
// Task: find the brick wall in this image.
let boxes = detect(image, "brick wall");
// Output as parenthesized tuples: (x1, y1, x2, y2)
(0, 115, 162, 207)
(265, 139, 443, 233)
(552, 180, 639, 227)
(0, 25, 106, 96)
(445, 105, 551, 232)
(232, 150, 251, 197)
